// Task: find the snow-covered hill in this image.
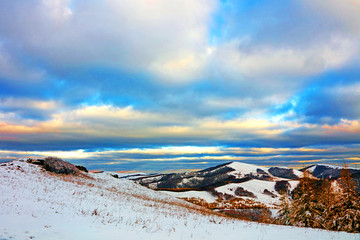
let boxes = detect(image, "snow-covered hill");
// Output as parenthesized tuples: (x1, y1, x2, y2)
(135, 161, 304, 208)
(303, 164, 360, 179)
(1, 159, 358, 240)
(226, 162, 303, 180)
(135, 161, 303, 188)
(214, 179, 297, 206)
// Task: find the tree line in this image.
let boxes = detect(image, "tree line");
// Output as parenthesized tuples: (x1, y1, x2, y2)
(277, 165, 360, 233)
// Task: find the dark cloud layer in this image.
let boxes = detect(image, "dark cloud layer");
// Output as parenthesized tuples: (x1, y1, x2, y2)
(0, 0, 359, 171)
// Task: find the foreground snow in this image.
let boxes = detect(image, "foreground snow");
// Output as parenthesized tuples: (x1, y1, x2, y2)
(0, 160, 358, 240)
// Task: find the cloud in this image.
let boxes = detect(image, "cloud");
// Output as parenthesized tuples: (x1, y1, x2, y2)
(277, 81, 360, 124)
(0, 0, 216, 82)
(0, 0, 358, 114)
(1, 145, 360, 172)
(0, 43, 45, 82)
(0, 97, 61, 120)
(0, 101, 359, 152)
(324, 120, 360, 134)
(304, 0, 360, 34)
(0, 102, 284, 148)
(201, 0, 360, 103)
(211, 36, 356, 92)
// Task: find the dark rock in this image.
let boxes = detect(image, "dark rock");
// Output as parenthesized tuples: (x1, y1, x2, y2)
(111, 174, 119, 179)
(256, 169, 267, 175)
(234, 187, 257, 198)
(263, 189, 277, 198)
(75, 165, 88, 172)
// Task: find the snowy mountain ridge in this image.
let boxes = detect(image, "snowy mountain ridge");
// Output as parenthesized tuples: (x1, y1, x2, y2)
(133, 161, 360, 209)
(303, 164, 360, 179)
(133, 161, 305, 208)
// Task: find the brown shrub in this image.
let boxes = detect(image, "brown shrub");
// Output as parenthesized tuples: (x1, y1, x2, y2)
(219, 208, 272, 222)
(43, 157, 80, 175)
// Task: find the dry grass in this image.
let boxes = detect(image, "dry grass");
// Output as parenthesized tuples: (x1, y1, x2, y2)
(181, 196, 267, 210)
(44, 166, 235, 224)
(180, 196, 274, 223)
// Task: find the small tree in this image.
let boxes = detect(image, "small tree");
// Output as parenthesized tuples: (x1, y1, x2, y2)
(327, 165, 360, 232)
(277, 193, 292, 225)
(277, 170, 328, 229)
(289, 170, 326, 228)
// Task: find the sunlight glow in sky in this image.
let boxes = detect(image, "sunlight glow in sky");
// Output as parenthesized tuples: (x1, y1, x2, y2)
(0, 0, 360, 171)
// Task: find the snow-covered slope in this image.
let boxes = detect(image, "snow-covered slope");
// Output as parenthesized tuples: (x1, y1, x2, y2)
(303, 164, 360, 179)
(135, 161, 302, 190)
(226, 161, 269, 178)
(227, 162, 304, 180)
(135, 161, 304, 208)
(214, 179, 299, 207)
(0, 159, 358, 240)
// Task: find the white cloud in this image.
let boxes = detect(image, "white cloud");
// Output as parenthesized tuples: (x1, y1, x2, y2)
(304, 0, 360, 34)
(148, 51, 209, 83)
(214, 36, 356, 79)
(42, 0, 73, 22)
(0, 98, 60, 111)
(0, 0, 216, 82)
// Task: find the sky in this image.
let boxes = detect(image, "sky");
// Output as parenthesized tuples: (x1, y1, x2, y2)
(0, 0, 360, 172)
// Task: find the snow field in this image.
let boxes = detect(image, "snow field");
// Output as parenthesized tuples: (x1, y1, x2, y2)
(214, 179, 300, 207)
(0, 160, 358, 240)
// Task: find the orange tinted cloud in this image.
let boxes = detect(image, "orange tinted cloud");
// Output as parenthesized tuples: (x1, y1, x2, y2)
(323, 119, 360, 133)
(0, 122, 41, 134)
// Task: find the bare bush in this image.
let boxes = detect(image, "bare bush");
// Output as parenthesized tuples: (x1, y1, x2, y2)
(43, 157, 80, 175)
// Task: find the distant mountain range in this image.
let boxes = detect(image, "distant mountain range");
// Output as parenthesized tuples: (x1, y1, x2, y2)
(302, 164, 360, 179)
(133, 161, 303, 190)
(129, 161, 360, 208)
